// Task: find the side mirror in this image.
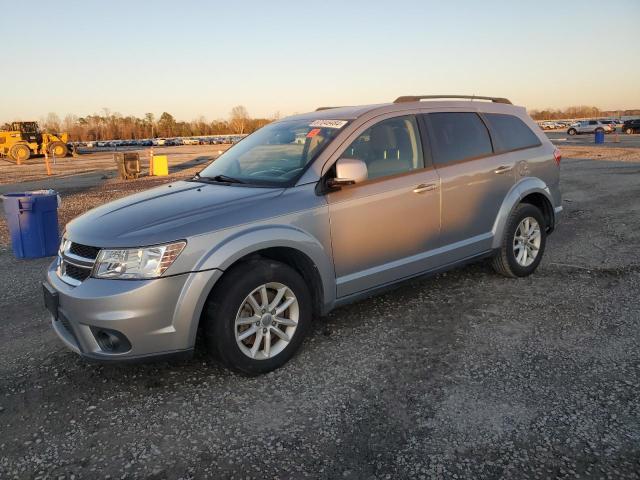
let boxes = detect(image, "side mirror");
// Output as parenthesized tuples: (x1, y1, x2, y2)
(329, 158, 368, 188)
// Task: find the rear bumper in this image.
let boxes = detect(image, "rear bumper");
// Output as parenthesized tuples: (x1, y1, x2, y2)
(46, 261, 223, 362)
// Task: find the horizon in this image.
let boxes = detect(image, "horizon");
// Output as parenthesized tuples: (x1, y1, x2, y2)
(2, 0, 639, 123)
(4, 102, 640, 126)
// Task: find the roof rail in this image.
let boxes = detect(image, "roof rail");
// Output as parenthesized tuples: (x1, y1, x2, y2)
(315, 106, 347, 111)
(393, 95, 512, 105)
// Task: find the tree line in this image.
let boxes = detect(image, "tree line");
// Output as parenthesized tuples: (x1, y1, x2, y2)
(529, 106, 640, 121)
(1, 106, 275, 141)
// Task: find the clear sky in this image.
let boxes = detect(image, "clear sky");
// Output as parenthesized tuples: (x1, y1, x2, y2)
(2, 0, 639, 123)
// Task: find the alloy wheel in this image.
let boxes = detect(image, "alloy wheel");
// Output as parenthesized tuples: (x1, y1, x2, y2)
(513, 216, 541, 267)
(234, 282, 299, 360)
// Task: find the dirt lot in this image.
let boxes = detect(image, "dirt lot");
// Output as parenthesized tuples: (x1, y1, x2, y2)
(546, 131, 640, 149)
(1, 146, 640, 479)
(0, 144, 230, 187)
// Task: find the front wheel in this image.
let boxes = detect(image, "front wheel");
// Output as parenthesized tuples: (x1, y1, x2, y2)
(626, 128, 634, 135)
(48, 141, 68, 158)
(491, 203, 547, 278)
(567, 128, 577, 136)
(204, 259, 312, 375)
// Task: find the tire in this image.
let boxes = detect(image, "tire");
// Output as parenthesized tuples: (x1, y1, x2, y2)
(9, 143, 30, 163)
(48, 141, 68, 158)
(491, 203, 547, 278)
(567, 128, 577, 136)
(626, 128, 634, 135)
(203, 259, 312, 375)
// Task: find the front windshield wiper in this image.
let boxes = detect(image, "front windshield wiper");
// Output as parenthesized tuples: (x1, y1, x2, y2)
(192, 173, 245, 184)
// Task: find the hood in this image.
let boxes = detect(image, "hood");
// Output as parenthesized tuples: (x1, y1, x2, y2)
(66, 180, 284, 247)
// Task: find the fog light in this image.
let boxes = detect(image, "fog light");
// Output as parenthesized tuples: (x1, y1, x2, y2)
(91, 328, 131, 353)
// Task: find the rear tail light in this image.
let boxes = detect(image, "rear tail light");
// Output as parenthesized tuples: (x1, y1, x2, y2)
(553, 148, 562, 166)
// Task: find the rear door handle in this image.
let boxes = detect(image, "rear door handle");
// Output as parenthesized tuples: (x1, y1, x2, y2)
(413, 183, 438, 193)
(494, 165, 513, 174)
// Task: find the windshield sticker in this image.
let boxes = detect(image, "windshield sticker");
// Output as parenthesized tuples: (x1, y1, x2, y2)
(309, 120, 348, 129)
(306, 128, 321, 138)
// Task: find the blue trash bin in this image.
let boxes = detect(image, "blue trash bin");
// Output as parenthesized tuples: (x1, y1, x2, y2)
(595, 130, 605, 144)
(2, 190, 60, 258)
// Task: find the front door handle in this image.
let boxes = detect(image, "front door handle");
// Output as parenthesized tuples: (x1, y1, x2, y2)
(494, 165, 513, 174)
(413, 183, 438, 193)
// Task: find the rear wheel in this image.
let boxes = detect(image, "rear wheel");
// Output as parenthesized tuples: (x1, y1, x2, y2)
(567, 128, 577, 136)
(48, 141, 68, 158)
(204, 259, 312, 375)
(492, 203, 547, 278)
(9, 144, 30, 163)
(626, 128, 634, 135)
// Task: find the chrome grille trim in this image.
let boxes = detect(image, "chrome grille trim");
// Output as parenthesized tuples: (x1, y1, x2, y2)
(56, 238, 99, 286)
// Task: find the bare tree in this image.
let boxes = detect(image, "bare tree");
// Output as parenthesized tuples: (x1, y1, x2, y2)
(229, 105, 249, 134)
(4, 108, 275, 141)
(43, 112, 62, 133)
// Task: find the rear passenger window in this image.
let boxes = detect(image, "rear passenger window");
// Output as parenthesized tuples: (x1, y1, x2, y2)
(425, 112, 492, 166)
(484, 113, 541, 152)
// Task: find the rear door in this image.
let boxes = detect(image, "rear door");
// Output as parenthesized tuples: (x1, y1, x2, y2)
(421, 111, 516, 259)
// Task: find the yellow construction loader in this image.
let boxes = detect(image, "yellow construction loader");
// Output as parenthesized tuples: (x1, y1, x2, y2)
(0, 121, 70, 163)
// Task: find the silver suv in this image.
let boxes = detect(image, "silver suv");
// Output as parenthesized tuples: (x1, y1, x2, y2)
(567, 120, 613, 135)
(43, 95, 563, 374)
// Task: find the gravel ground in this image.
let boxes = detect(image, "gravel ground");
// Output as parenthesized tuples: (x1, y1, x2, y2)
(1, 153, 639, 479)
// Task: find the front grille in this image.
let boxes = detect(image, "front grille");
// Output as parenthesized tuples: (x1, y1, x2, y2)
(64, 262, 92, 282)
(69, 242, 100, 260)
(57, 239, 99, 286)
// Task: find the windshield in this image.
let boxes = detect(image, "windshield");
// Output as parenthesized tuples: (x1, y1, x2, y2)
(198, 119, 348, 186)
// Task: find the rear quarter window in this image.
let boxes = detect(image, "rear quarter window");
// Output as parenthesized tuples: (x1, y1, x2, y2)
(483, 113, 541, 153)
(424, 112, 493, 166)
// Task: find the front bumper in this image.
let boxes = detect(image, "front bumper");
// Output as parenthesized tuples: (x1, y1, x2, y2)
(45, 261, 223, 361)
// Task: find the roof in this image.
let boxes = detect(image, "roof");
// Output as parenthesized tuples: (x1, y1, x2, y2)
(282, 104, 390, 122)
(280, 96, 519, 123)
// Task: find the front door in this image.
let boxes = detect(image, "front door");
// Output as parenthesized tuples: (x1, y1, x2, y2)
(326, 115, 441, 298)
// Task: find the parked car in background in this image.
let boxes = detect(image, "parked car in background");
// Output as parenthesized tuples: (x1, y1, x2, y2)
(598, 120, 617, 131)
(567, 120, 613, 135)
(182, 138, 200, 145)
(622, 119, 640, 134)
(44, 94, 562, 374)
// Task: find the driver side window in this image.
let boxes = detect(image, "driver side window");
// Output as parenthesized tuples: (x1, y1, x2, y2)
(341, 115, 424, 180)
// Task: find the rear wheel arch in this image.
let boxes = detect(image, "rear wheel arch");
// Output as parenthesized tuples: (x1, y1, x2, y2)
(492, 180, 555, 249)
(520, 192, 554, 232)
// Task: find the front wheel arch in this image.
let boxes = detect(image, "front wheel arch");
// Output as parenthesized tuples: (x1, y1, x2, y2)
(195, 246, 326, 349)
(203, 258, 313, 374)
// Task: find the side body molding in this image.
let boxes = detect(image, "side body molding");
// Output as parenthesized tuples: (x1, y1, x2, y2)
(491, 177, 555, 249)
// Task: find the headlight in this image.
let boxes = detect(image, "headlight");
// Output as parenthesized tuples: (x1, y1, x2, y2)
(92, 241, 186, 279)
